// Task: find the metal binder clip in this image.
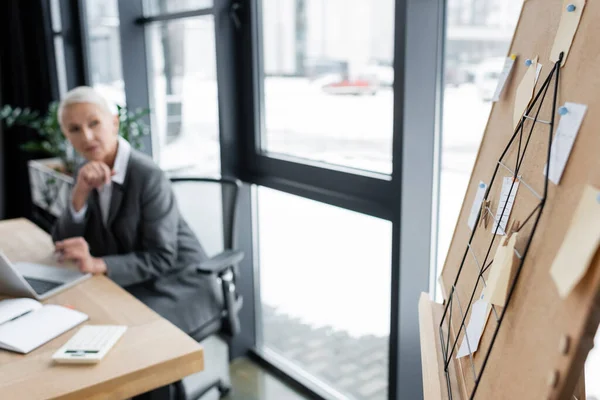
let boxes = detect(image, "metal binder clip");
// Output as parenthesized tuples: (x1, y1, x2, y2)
(479, 199, 491, 228)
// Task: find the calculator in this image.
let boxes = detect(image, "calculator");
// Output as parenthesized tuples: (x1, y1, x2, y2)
(52, 325, 127, 364)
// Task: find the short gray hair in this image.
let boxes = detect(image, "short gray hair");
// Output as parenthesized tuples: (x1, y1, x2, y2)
(58, 86, 117, 124)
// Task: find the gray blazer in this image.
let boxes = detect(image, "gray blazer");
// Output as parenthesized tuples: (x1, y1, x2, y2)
(52, 150, 223, 335)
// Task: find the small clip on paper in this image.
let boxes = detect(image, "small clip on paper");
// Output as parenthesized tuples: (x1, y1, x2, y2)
(479, 199, 491, 228)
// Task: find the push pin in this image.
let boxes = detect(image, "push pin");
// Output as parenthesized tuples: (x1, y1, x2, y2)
(547, 370, 559, 388)
(559, 335, 570, 354)
(479, 182, 486, 189)
(596, 193, 600, 204)
(525, 59, 533, 67)
(566, 3, 576, 12)
(558, 106, 568, 116)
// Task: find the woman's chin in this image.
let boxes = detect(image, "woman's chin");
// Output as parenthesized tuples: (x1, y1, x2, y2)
(84, 150, 104, 161)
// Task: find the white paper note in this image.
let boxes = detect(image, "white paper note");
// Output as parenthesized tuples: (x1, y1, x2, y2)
(468, 181, 488, 229)
(457, 296, 490, 359)
(492, 55, 516, 102)
(492, 177, 520, 235)
(546, 102, 587, 185)
(535, 63, 543, 84)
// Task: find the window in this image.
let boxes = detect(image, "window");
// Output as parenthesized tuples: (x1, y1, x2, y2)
(53, 37, 69, 98)
(85, 1, 439, 398)
(83, 0, 125, 105)
(49, 0, 68, 97)
(435, 0, 523, 299)
(258, 188, 391, 399)
(259, 0, 395, 174)
(146, 16, 220, 175)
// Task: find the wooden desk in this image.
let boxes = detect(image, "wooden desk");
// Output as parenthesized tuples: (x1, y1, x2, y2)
(0, 219, 204, 399)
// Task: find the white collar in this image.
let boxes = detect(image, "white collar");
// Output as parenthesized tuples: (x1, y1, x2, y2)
(111, 136, 131, 185)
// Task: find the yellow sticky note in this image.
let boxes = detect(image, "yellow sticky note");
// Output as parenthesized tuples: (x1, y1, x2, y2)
(482, 300, 493, 334)
(513, 57, 538, 129)
(483, 233, 519, 307)
(550, 185, 600, 298)
(550, 0, 586, 67)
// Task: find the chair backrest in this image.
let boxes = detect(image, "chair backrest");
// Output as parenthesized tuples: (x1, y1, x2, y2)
(169, 177, 241, 258)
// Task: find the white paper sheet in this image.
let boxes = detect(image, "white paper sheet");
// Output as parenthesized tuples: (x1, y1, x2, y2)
(492, 55, 516, 102)
(0, 305, 88, 354)
(492, 177, 520, 235)
(0, 298, 41, 326)
(468, 181, 488, 229)
(546, 102, 587, 185)
(535, 63, 543, 84)
(457, 296, 490, 359)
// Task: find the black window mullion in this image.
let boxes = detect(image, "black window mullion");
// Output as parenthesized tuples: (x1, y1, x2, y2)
(136, 8, 214, 24)
(40, 0, 62, 100)
(60, 0, 88, 89)
(250, 155, 393, 219)
(117, 0, 153, 155)
(76, 0, 92, 86)
(213, 0, 258, 359)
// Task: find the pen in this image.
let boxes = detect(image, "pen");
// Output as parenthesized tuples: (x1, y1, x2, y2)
(0, 310, 34, 326)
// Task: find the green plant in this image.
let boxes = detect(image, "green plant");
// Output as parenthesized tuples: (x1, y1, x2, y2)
(0, 101, 150, 174)
(116, 104, 151, 150)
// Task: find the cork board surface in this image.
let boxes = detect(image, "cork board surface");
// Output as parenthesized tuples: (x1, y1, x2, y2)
(438, 0, 600, 399)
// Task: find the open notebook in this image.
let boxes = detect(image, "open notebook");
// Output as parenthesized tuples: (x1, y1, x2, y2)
(0, 298, 88, 354)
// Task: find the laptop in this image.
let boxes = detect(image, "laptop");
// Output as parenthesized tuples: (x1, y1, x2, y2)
(0, 252, 91, 300)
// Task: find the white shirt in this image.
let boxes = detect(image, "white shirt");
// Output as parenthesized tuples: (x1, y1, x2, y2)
(70, 137, 132, 225)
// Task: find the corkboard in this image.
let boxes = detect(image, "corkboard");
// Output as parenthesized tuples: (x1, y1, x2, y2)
(436, 0, 600, 399)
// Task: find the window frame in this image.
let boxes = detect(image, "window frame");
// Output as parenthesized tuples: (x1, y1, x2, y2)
(43, 0, 89, 99)
(239, 0, 445, 399)
(243, 0, 393, 220)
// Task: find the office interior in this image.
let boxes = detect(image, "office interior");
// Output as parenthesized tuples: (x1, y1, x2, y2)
(0, 0, 599, 399)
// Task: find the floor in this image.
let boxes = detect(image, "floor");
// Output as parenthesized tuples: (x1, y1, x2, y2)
(224, 358, 310, 400)
(262, 306, 388, 400)
(221, 304, 388, 400)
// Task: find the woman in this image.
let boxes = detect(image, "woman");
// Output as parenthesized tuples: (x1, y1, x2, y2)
(52, 86, 221, 337)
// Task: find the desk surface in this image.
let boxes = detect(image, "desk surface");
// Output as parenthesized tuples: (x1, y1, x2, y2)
(0, 218, 204, 400)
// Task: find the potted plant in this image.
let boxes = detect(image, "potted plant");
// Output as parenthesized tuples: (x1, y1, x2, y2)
(0, 101, 150, 217)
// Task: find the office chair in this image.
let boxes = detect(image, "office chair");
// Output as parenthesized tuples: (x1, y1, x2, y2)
(169, 177, 244, 400)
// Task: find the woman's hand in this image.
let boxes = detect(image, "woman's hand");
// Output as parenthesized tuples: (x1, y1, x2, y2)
(72, 162, 115, 211)
(55, 237, 107, 275)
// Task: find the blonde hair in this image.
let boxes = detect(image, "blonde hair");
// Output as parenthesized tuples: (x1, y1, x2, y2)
(58, 86, 117, 124)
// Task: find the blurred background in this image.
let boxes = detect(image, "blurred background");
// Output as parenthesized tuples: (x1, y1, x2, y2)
(2, 0, 597, 398)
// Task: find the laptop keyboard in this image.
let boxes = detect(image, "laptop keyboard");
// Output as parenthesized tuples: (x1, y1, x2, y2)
(24, 277, 62, 295)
